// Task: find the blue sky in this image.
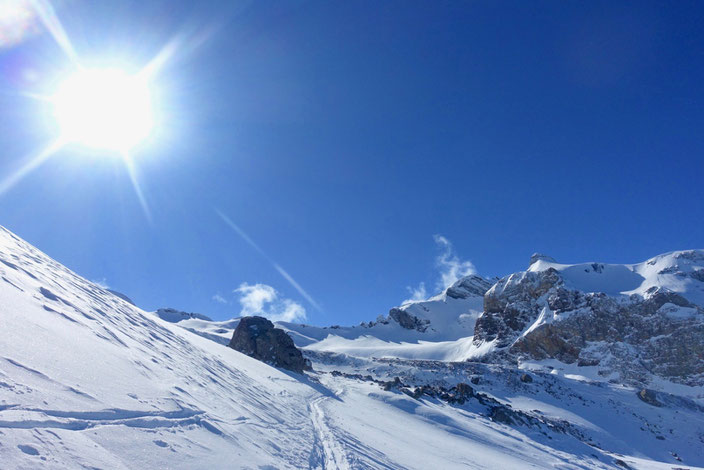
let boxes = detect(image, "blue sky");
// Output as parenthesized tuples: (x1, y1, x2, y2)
(0, 1, 702, 324)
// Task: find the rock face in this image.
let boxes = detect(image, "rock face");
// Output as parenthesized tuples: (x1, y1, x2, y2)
(529, 253, 556, 266)
(445, 275, 494, 300)
(228, 316, 311, 373)
(388, 308, 430, 331)
(473, 251, 704, 386)
(155, 308, 213, 323)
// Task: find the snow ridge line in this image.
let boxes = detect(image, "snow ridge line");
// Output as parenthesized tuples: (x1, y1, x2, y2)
(0, 407, 224, 434)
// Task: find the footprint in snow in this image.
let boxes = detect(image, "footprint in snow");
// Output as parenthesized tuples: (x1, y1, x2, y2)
(18, 444, 39, 456)
(154, 440, 169, 448)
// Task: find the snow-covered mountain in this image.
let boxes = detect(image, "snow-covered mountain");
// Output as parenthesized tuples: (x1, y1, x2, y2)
(168, 274, 493, 362)
(1, 225, 704, 469)
(474, 251, 704, 386)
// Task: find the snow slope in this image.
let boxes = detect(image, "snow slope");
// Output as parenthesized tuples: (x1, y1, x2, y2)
(528, 250, 704, 305)
(0, 228, 322, 469)
(1, 225, 703, 469)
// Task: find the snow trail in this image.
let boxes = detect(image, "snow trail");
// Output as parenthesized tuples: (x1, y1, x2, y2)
(309, 395, 351, 470)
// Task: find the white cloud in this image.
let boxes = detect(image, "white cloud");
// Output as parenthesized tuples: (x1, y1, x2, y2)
(234, 282, 307, 323)
(400, 236, 475, 303)
(403, 282, 427, 304)
(433, 234, 476, 290)
(212, 294, 228, 304)
(216, 209, 322, 312)
(93, 278, 109, 289)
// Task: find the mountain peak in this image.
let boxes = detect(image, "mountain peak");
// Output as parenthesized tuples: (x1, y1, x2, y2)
(529, 253, 556, 266)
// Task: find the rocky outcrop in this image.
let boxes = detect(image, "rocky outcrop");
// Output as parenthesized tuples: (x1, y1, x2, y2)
(636, 389, 662, 407)
(388, 308, 430, 332)
(445, 275, 494, 300)
(474, 268, 563, 348)
(228, 316, 311, 373)
(155, 308, 212, 323)
(529, 253, 556, 266)
(473, 252, 704, 386)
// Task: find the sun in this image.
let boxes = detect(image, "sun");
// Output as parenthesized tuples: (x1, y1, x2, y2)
(52, 68, 154, 152)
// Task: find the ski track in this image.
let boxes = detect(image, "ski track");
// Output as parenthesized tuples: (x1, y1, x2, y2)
(309, 395, 351, 470)
(0, 406, 225, 433)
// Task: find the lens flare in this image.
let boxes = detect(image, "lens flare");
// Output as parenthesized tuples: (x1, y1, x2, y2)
(0, 0, 39, 48)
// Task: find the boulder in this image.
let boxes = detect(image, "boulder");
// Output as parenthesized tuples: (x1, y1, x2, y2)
(636, 388, 662, 407)
(519, 373, 533, 383)
(228, 316, 311, 373)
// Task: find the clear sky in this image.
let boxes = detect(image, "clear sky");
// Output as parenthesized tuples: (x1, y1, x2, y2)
(0, 0, 702, 324)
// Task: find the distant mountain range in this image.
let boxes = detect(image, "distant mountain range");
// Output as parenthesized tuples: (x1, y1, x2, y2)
(169, 249, 704, 387)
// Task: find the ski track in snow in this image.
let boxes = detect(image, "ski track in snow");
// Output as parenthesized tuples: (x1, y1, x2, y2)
(0, 406, 211, 432)
(309, 395, 350, 470)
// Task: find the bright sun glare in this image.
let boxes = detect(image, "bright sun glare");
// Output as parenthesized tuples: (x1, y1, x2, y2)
(52, 69, 154, 152)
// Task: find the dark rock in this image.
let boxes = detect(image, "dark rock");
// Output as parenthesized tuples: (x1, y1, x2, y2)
(450, 383, 474, 404)
(156, 308, 213, 323)
(613, 459, 632, 469)
(455, 382, 474, 399)
(577, 357, 600, 367)
(475, 268, 563, 347)
(489, 406, 515, 425)
(470, 376, 481, 385)
(446, 275, 493, 299)
(400, 387, 415, 398)
(382, 377, 404, 391)
(636, 389, 662, 407)
(228, 316, 311, 373)
(530, 253, 556, 266)
(388, 308, 430, 332)
(513, 325, 581, 364)
(519, 373, 533, 383)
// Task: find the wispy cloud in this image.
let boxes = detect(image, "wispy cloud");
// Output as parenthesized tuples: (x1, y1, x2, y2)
(403, 235, 476, 303)
(93, 278, 109, 289)
(215, 209, 322, 313)
(212, 293, 227, 304)
(403, 282, 427, 304)
(433, 234, 476, 291)
(235, 282, 306, 323)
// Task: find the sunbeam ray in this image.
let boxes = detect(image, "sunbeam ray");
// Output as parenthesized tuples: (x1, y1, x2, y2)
(28, 0, 78, 64)
(18, 90, 52, 102)
(215, 209, 323, 313)
(122, 152, 153, 225)
(0, 138, 64, 196)
(138, 35, 182, 82)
